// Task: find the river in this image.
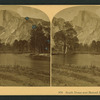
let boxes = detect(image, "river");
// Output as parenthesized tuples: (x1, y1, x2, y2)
(52, 54, 100, 67)
(0, 53, 50, 71)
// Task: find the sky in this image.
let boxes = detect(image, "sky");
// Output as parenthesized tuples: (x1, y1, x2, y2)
(0, 5, 49, 21)
(0, 6, 100, 22)
(55, 6, 100, 21)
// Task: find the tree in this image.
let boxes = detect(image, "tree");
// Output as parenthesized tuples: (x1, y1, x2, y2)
(96, 41, 100, 52)
(13, 40, 19, 52)
(13, 40, 29, 53)
(91, 40, 97, 52)
(30, 24, 50, 53)
(54, 22, 78, 54)
(83, 44, 89, 51)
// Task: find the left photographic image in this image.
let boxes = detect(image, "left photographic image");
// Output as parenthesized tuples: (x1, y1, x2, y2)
(0, 5, 50, 86)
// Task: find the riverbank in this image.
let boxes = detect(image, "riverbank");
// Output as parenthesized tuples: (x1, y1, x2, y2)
(0, 65, 50, 86)
(52, 64, 100, 86)
(52, 51, 100, 55)
(30, 53, 50, 60)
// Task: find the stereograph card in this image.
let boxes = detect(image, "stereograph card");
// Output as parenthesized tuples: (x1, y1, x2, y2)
(0, 5, 99, 95)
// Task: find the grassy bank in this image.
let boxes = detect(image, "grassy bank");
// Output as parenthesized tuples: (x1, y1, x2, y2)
(52, 64, 100, 86)
(0, 65, 50, 86)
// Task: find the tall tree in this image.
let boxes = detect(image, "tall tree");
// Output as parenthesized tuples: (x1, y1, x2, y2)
(91, 40, 97, 52)
(30, 24, 50, 53)
(54, 22, 78, 54)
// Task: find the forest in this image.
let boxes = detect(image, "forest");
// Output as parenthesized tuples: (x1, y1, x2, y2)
(0, 24, 50, 54)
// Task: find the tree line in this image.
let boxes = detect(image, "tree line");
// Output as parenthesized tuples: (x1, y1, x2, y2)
(76, 40, 100, 53)
(0, 24, 50, 54)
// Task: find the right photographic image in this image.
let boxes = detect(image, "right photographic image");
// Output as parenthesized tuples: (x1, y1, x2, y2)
(52, 6, 100, 86)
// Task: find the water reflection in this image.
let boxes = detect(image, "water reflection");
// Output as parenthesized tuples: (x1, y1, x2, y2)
(0, 54, 50, 71)
(52, 54, 100, 67)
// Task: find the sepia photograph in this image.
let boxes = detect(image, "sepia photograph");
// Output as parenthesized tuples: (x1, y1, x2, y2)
(0, 5, 50, 86)
(52, 6, 100, 86)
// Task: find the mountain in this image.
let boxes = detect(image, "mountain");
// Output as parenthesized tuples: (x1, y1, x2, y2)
(72, 10, 100, 45)
(0, 10, 50, 44)
(52, 17, 65, 37)
(53, 10, 100, 45)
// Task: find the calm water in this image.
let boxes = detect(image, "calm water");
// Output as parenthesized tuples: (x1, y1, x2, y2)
(52, 54, 100, 67)
(0, 54, 50, 71)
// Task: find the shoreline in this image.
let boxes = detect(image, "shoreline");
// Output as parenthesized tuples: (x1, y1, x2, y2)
(52, 52, 100, 55)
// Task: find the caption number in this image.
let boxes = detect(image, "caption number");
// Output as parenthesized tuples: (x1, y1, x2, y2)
(58, 91, 63, 94)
